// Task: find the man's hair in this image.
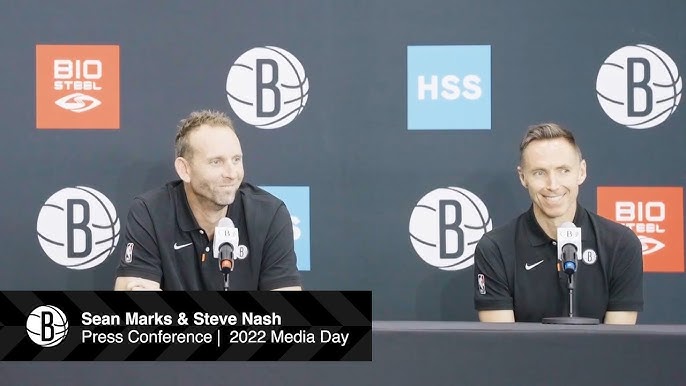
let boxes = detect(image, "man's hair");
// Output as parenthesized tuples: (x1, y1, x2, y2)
(175, 110, 236, 159)
(519, 123, 582, 164)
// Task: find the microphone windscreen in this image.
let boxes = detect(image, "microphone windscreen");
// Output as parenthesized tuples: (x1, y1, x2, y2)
(218, 217, 235, 228)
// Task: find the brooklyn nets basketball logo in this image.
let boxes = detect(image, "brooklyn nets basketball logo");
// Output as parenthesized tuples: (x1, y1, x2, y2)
(596, 44, 681, 129)
(582, 249, 598, 265)
(226, 46, 309, 129)
(409, 187, 492, 271)
(36, 186, 120, 270)
(26, 305, 69, 347)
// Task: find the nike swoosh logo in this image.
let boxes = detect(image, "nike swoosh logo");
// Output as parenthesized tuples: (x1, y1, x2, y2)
(173, 242, 192, 250)
(525, 260, 544, 271)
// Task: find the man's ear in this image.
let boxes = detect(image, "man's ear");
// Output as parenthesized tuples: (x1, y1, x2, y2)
(517, 165, 527, 188)
(175, 157, 191, 183)
(577, 159, 587, 185)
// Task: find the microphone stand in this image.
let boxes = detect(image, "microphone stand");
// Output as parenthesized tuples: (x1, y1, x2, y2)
(218, 246, 233, 292)
(542, 272, 599, 325)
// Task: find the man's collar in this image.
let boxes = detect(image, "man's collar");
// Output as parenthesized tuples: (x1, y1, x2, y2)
(525, 203, 591, 246)
(174, 181, 201, 232)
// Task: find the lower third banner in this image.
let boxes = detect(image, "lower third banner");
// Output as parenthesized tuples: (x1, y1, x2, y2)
(0, 291, 371, 361)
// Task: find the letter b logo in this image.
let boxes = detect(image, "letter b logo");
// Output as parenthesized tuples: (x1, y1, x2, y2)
(409, 187, 492, 271)
(26, 305, 69, 347)
(596, 44, 681, 129)
(227, 46, 309, 129)
(36, 186, 119, 270)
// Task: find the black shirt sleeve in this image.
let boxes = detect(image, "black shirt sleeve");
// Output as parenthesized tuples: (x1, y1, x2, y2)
(474, 234, 513, 311)
(607, 228, 644, 311)
(258, 203, 302, 290)
(115, 198, 163, 283)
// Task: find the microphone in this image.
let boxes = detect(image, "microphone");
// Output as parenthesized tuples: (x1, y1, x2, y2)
(557, 221, 582, 275)
(213, 218, 239, 275)
(542, 221, 599, 324)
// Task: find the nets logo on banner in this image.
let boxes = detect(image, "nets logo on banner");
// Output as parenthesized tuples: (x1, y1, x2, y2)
(226, 46, 309, 129)
(259, 186, 310, 271)
(36, 186, 120, 270)
(596, 44, 681, 129)
(597, 186, 684, 272)
(409, 187, 492, 270)
(36, 45, 120, 129)
(25, 305, 69, 347)
(407, 45, 491, 130)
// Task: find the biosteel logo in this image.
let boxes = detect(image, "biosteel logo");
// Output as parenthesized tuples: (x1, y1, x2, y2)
(598, 186, 684, 272)
(36, 45, 120, 129)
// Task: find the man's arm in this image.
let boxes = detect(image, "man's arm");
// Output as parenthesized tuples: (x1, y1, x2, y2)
(605, 228, 644, 323)
(271, 286, 302, 291)
(259, 203, 303, 291)
(604, 311, 638, 325)
(114, 277, 161, 291)
(478, 310, 515, 323)
(114, 198, 164, 290)
(474, 235, 515, 322)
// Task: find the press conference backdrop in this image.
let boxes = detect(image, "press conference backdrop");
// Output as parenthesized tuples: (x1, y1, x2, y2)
(0, 0, 684, 323)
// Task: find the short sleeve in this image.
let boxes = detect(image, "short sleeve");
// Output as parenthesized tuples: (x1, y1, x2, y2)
(474, 234, 513, 311)
(115, 198, 163, 283)
(258, 203, 302, 290)
(607, 229, 644, 311)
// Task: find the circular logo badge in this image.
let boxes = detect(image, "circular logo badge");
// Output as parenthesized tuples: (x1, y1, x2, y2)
(409, 187, 492, 271)
(582, 249, 598, 265)
(26, 305, 69, 347)
(36, 186, 120, 270)
(596, 44, 681, 129)
(226, 46, 309, 129)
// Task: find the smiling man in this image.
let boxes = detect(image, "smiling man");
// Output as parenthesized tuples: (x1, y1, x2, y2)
(473, 123, 643, 324)
(114, 110, 302, 291)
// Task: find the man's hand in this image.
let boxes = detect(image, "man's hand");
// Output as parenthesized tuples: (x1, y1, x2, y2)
(270, 286, 302, 291)
(114, 277, 161, 291)
(604, 311, 638, 325)
(478, 310, 515, 322)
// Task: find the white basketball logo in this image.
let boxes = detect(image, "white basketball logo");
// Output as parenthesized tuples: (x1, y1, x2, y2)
(226, 46, 309, 129)
(36, 186, 120, 270)
(582, 249, 598, 265)
(409, 187, 492, 271)
(26, 305, 69, 347)
(596, 44, 681, 129)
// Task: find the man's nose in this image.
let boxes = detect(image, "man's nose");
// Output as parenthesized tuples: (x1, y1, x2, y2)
(222, 164, 238, 179)
(546, 174, 560, 190)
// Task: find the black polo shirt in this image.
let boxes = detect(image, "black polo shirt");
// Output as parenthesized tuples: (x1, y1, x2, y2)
(474, 204, 643, 322)
(115, 180, 302, 290)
